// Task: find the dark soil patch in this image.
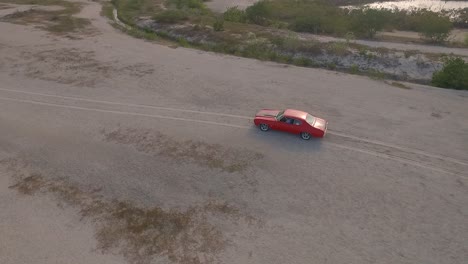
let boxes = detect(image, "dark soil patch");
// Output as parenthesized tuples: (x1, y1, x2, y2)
(103, 127, 263, 173)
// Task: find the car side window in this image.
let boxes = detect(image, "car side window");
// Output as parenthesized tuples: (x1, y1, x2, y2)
(293, 119, 301, 126)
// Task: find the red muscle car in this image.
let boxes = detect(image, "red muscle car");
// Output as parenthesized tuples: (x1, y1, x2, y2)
(254, 109, 327, 139)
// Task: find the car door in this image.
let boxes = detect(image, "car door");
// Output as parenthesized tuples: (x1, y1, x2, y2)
(278, 116, 295, 133)
(290, 118, 303, 134)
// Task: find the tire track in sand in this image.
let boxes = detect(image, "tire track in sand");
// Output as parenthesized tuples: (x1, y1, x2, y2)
(0, 88, 466, 177)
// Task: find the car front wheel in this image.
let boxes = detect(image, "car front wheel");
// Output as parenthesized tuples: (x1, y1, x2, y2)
(259, 124, 269, 131)
(300, 132, 311, 140)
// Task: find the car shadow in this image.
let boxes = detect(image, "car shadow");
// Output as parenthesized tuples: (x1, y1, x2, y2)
(247, 127, 324, 154)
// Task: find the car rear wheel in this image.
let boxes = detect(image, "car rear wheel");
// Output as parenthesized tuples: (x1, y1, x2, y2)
(300, 132, 311, 140)
(259, 124, 269, 131)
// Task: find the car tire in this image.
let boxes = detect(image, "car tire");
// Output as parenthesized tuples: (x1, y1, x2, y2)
(300, 132, 311, 140)
(259, 124, 269, 131)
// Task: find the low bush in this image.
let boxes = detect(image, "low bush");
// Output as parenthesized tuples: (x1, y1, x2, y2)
(453, 8, 468, 28)
(280, 37, 322, 55)
(241, 40, 275, 60)
(368, 69, 386, 80)
(177, 37, 189, 47)
(273, 36, 322, 55)
(290, 16, 324, 34)
(112, 0, 160, 25)
(223, 6, 247, 23)
(245, 0, 272, 26)
(349, 8, 387, 38)
(169, 0, 205, 9)
(350, 64, 360, 74)
(236, 0, 454, 41)
(326, 42, 350, 56)
(287, 3, 349, 35)
(153, 10, 188, 23)
(417, 11, 452, 43)
(213, 18, 224, 31)
(293, 57, 314, 67)
(432, 57, 468, 90)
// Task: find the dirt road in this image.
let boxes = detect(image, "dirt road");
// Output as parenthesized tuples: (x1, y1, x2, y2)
(1, 1, 467, 264)
(313, 34, 468, 57)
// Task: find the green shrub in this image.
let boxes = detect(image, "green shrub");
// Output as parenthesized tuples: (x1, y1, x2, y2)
(368, 69, 386, 80)
(327, 62, 336, 70)
(293, 57, 313, 67)
(432, 57, 468, 90)
(464, 34, 468, 47)
(288, 4, 349, 35)
(326, 42, 349, 56)
(241, 40, 275, 60)
(169, 0, 205, 9)
(290, 16, 324, 34)
(234, 0, 453, 41)
(126, 27, 158, 40)
(274, 36, 322, 55)
(453, 7, 468, 28)
(245, 0, 272, 25)
(223, 6, 247, 23)
(213, 18, 224, 31)
(101, 2, 114, 20)
(153, 10, 188, 23)
(350, 9, 387, 39)
(345, 32, 355, 43)
(177, 37, 189, 47)
(113, 0, 159, 25)
(350, 64, 360, 74)
(417, 11, 452, 43)
(206, 42, 240, 54)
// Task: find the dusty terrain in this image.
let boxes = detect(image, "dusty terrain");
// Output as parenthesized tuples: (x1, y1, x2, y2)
(1, 1, 467, 264)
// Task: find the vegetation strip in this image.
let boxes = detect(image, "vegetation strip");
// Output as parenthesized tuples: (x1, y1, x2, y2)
(108, 0, 467, 89)
(0, 0, 91, 35)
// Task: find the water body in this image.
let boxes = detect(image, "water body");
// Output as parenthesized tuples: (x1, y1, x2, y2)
(364, 0, 468, 12)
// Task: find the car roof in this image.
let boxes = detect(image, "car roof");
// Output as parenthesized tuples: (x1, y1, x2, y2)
(284, 109, 308, 120)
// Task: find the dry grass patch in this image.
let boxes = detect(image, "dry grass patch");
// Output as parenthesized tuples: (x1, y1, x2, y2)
(10, 173, 44, 195)
(3, 9, 91, 34)
(103, 128, 263, 173)
(11, 48, 154, 86)
(3, 158, 258, 264)
(0, 0, 92, 35)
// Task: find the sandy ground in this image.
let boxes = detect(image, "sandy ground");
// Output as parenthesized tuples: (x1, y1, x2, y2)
(1, 1, 468, 264)
(0, 164, 126, 264)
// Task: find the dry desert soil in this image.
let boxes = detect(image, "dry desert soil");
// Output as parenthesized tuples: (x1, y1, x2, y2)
(0, 1, 467, 264)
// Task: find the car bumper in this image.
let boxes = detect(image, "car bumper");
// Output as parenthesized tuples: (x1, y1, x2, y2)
(322, 122, 328, 137)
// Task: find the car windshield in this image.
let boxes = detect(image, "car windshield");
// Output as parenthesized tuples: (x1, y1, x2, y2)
(276, 110, 285, 121)
(305, 114, 316, 125)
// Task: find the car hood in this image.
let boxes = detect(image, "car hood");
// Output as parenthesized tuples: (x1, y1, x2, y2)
(256, 109, 280, 118)
(313, 118, 327, 131)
